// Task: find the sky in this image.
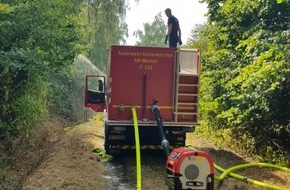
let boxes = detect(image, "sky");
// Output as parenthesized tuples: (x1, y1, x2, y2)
(125, 0, 208, 45)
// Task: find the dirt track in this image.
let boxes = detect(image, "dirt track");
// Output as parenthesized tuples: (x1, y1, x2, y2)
(22, 118, 106, 190)
(21, 116, 290, 190)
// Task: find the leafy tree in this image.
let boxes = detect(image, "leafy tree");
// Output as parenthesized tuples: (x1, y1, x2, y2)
(82, 0, 129, 72)
(0, 0, 83, 139)
(0, 3, 143, 187)
(193, 0, 290, 164)
(0, 0, 141, 138)
(133, 12, 167, 46)
(187, 24, 210, 51)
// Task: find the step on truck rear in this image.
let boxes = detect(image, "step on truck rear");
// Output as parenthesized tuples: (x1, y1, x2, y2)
(85, 45, 200, 153)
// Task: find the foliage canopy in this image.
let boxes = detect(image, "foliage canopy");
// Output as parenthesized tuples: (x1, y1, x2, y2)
(193, 0, 290, 165)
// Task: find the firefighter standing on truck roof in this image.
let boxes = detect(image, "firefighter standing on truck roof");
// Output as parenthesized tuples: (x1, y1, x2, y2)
(164, 8, 182, 48)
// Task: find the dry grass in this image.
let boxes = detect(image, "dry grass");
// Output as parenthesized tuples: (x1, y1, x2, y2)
(3, 115, 289, 190)
(22, 115, 106, 190)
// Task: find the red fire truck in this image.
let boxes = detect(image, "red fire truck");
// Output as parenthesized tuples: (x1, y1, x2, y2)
(85, 45, 200, 154)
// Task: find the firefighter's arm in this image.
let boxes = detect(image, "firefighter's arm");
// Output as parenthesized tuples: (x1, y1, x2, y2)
(178, 27, 182, 45)
(165, 23, 173, 44)
(167, 23, 173, 36)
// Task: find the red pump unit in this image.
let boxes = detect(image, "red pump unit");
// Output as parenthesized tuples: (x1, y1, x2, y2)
(166, 148, 214, 190)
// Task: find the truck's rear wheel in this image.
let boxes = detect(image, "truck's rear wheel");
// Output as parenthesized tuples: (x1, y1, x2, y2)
(104, 121, 111, 154)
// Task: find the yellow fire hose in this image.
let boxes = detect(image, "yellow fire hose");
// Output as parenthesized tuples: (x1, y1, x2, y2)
(131, 106, 142, 190)
(186, 145, 290, 189)
(214, 163, 290, 190)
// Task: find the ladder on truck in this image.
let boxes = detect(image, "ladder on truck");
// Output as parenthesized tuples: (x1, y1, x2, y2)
(174, 49, 200, 123)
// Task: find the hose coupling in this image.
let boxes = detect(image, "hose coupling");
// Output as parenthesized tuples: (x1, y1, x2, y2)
(151, 100, 159, 112)
(161, 139, 169, 147)
(243, 176, 248, 183)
